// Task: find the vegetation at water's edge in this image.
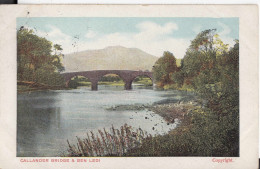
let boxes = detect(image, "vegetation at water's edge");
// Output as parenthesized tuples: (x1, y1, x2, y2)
(144, 29, 239, 156)
(17, 81, 66, 93)
(127, 104, 238, 156)
(64, 124, 151, 157)
(133, 76, 153, 86)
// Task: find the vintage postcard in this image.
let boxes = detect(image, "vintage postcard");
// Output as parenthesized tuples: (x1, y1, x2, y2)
(0, 4, 258, 169)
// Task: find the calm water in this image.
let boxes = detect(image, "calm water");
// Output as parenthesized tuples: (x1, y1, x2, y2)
(17, 85, 191, 157)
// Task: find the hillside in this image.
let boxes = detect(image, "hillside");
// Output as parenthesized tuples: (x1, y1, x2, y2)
(63, 46, 158, 72)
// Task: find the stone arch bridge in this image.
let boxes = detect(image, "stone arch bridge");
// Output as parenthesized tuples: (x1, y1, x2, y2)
(62, 70, 153, 90)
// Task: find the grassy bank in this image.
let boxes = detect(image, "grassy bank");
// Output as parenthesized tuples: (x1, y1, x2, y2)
(18, 85, 66, 93)
(77, 81, 126, 86)
(133, 77, 153, 86)
(126, 102, 238, 157)
(17, 81, 66, 93)
(98, 81, 125, 86)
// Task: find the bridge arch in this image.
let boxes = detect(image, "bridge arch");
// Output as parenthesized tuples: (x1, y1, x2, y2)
(131, 74, 153, 87)
(127, 73, 154, 90)
(65, 75, 92, 89)
(64, 73, 94, 89)
(62, 70, 153, 91)
(96, 73, 127, 90)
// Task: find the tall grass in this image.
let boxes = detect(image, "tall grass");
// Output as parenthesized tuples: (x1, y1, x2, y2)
(66, 124, 151, 157)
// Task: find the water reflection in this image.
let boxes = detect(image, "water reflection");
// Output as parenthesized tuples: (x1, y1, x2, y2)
(17, 92, 61, 156)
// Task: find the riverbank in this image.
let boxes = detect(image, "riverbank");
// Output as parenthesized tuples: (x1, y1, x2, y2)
(76, 81, 125, 87)
(106, 91, 200, 124)
(125, 98, 238, 157)
(102, 92, 237, 157)
(73, 79, 152, 88)
(17, 81, 66, 93)
(18, 81, 152, 93)
(64, 97, 201, 157)
(65, 91, 202, 157)
(148, 101, 200, 124)
(106, 100, 200, 123)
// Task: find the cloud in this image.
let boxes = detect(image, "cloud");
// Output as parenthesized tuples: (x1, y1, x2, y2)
(85, 30, 97, 39)
(36, 25, 70, 42)
(220, 36, 236, 48)
(34, 25, 79, 53)
(134, 22, 178, 41)
(217, 22, 235, 48)
(136, 21, 178, 34)
(77, 21, 188, 58)
(218, 22, 231, 36)
(20, 25, 75, 53)
(32, 22, 190, 58)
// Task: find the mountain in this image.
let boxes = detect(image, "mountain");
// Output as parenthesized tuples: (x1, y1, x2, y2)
(63, 46, 158, 72)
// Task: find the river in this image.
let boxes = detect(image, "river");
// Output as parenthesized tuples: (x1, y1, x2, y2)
(17, 85, 192, 157)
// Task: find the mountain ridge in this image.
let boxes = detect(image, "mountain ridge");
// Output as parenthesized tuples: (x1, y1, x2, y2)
(63, 46, 158, 72)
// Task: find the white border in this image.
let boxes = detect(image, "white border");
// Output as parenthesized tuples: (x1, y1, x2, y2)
(17, 0, 260, 4)
(0, 4, 258, 169)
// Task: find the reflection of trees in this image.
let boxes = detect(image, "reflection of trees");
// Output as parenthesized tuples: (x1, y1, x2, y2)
(17, 92, 61, 157)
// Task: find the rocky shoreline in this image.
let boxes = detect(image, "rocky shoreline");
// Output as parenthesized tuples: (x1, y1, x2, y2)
(106, 96, 203, 126)
(147, 101, 200, 124)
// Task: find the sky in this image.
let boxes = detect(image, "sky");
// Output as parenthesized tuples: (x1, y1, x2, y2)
(17, 17, 239, 59)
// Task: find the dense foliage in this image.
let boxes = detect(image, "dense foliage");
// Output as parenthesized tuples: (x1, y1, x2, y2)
(152, 51, 178, 88)
(142, 29, 239, 156)
(17, 27, 65, 86)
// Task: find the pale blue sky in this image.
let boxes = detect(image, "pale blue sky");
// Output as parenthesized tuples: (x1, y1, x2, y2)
(17, 17, 239, 58)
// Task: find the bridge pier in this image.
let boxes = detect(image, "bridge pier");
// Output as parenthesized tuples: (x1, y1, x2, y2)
(91, 81, 98, 91)
(125, 81, 132, 90)
(65, 81, 69, 88)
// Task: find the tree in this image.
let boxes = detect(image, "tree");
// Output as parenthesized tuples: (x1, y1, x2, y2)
(181, 29, 229, 87)
(180, 31, 239, 155)
(53, 44, 65, 72)
(54, 44, 63, 54)
(18, 28, 52, 81)
(152, 51, 178, 87)
(171, 70, 184, 88)
(17, 27, 65, 85)
(181, 29, 239, 117)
